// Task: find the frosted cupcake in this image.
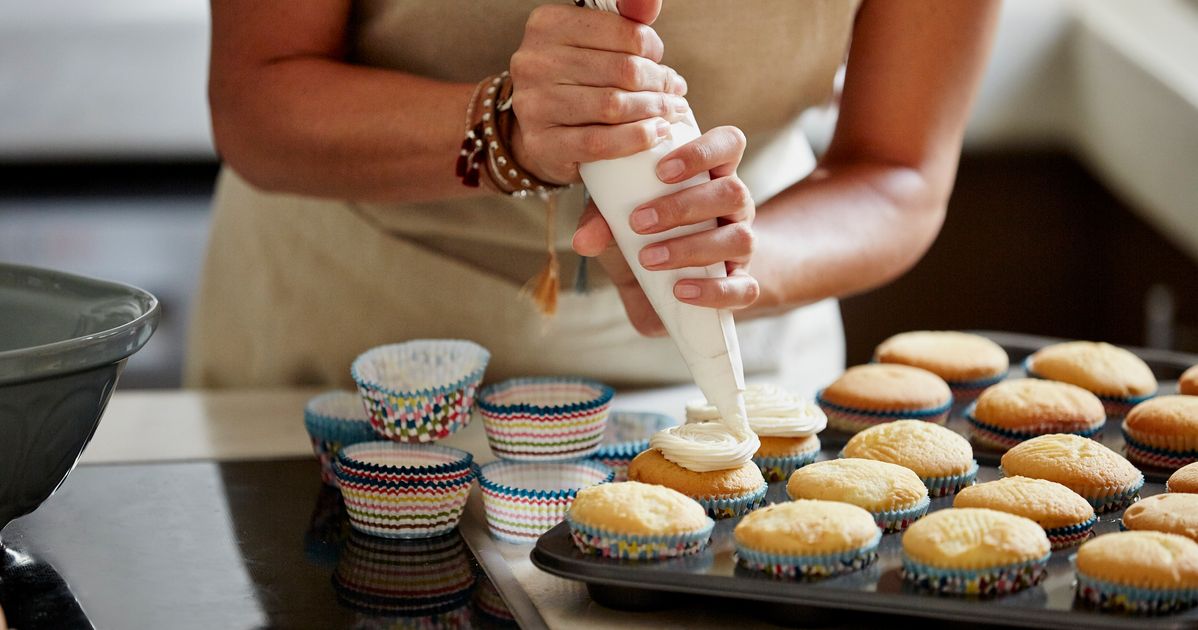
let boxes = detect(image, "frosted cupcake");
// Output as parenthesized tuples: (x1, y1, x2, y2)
(1121, 395, 1198, 470)
(966, 379, 1106, 450)
(1025, 341, 1157, 417)
(787, 458, 929, 532)
(628, 423, 765, 519)
(734, 500, 881, 578)
(1001, 434, 1143, 513)
(901, 508, 1051, 596)
(687, 383, 825, 482)
(874, 331, 1008, 402)
(567, 481, 714, 560)
(842, 420, 978, 497)
(817, 364, 952, 433)
(953, 476, 1096, 549)
(1075, 531, 1198, 614)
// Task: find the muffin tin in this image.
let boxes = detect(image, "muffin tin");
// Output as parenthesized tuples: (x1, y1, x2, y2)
(532, 332, 1198, 629)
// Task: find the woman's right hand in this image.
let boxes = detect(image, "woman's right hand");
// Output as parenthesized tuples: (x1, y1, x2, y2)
(508, 3, 689, 185)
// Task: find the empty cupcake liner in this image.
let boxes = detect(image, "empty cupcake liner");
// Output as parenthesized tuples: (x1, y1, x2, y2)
(478, 459, 614, 543)
(901, 552, 1050, 597)
(1022, 358, 1156, 418)
(304, 391, 381, 485)
(965, 403, 1104, 451)
(479, 377, 615, 461)
(754, 448, 820, 483)
(588, 411, 677, 481)
(736, 530, 882, 579)
(332, 530, 476, 617)
(1075, 573, 1198, 614)
(338, 442, 475, 483)
(1122, 429, 1198, 470)
(352, 340, 490, 443)
(1045, 515, 1097, 549)
(696, 482, 769, 520)
(873, 496, 931, 533)
(816, 391, 952, 434)
(566, 516, 714, 560)
(923, 461, 979, 498)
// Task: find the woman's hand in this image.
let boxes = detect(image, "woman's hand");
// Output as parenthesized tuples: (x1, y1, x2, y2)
(508, 4, 689, 185)
(573, 125, 760, 336)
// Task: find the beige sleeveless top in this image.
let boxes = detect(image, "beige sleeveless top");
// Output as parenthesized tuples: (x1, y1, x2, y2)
(186, 0, 859, 394)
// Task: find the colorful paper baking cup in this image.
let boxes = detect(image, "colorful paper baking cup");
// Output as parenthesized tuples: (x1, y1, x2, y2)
(304, 390, 381, 486)
(333, 530, 476, 617)
(754, 446, 821, 483)
(698, 483, 769, 520)
(815, 390, 952, 434)
(873, 497, 931, 533)
(1045, 515, 1097, 549)
(922, 461, 979, 498)
(1075, 573, 1198, 614)
(946, 372, 1007, 404)
(335, 442, 475, 539)
(588, 410, 677, 481)
(566, 515, 714, 560)
(901, 553, 1050, 597)
(736, 530, 882, 578)
(1122, 429, 1198, 471)
(478, 377, 614, 461)
(1023, 357, 1156, 418)
(1085, 477, 1145, 514)
(478, 459, 613, 543)
(351, 339, 490, 443)
(964, 402, 1104, 451)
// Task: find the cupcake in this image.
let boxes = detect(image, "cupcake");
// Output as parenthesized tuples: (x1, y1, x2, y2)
(1000, 434, 1143, 513)
(1122, 395, 1198, 470)
(303, 390, 381, 485)
(1169, 462, 1198, 493)
(734, 500, 881, 578)
(966, 379, 1106, 450)
(627, 448, 766, 519)
(1182, 366, 1198, 396)
(953, 476, 1096, 549)
(687, 383, 825, 482)
(874, 331, 1009, 402)
(842, 420, 978, 497)
(901, 508, 1051, 596)
(1122, 493, 1198, 542)
(817, 365, 952, 433)
(1025, 341, 1157, 417)
(1075, 531, 1198, 614)
(589, 411, 677, 482)
(566, 481, 714, 559)
(786, 459, 929, 532)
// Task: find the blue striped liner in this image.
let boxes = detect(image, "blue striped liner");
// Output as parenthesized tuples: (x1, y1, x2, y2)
(337, 442, 474, 477)
(946, 371, 1007, 391)
(873, 496, 931, 532)
(1121, 429, 1198, 459)
(304, 391, 379, 446)
(754, 448, 820, 483)
(901, 552, 1050, 596)
(923, 461, 979, 497)
(699, 483, 768, 519)
(478, 377, 614, 416)
(1087, 476, 1145, 513)
(815, 389, 953, 419)
(964, 402, 1105, 441)
(350, 340, 490, 399)
(1076, 573, 1198, 613)
(478, 459, 614, 500)
(1047, 514, 1098, 538)
(736, 529, 882, 576)
(566, 515, 714, 560)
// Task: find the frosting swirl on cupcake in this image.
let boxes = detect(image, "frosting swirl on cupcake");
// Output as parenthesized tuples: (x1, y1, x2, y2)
(649, 422, 760, 473)
(686, 383, 826, 438)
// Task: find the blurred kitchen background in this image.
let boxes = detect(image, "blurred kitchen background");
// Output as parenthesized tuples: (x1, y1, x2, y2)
(2, 0, 1196, 388)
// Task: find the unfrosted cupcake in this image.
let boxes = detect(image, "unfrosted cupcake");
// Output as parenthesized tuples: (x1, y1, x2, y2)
(874, 331, 1009, 402)
(1025, 341, 1157, 417)
(966, 378, 1106, 450)
(842, 420, 977, 497)
(687, 383, 825, 482)
(567, 481, 714, 559)
(901, 508, 1051, 596)
(1182, 366, 1198, 396)
(734, 500, 881, 578)
(817, 364, 952, 433)
(1075, 531, 1198, 614)
(1122, 395, 1198, 470)
(1122, 493, 1198, 542)
(787, 458, 929, 532)
(1169, 462, 1198, 493)
(953, 476, 1096, 549)
(628, 441, 766, 519)
(1001, 434, 1143, 513)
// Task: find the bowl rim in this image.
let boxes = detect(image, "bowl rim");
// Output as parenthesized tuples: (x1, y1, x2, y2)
(0, 263, 160, 386)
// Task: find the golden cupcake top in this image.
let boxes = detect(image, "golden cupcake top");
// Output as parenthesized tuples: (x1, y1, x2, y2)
(1124, 395, 1198, 435)
(843, 420, 974, 478)
(734, 500, 878, 555)
(1182, 366, 1198, 396)
(1122, 493, 1198, 542)
(901, 508, 1050, 569)
(874, 331, 1009, 382)
(1000, 434, 1141, 492)
(973, 378, 1105, 429)
(569, 481, 710, 536)
(1028, 341, 1157, 398)
(821, 364, 951, 411)
(627, 449, 764, 498)
(953, 476, 1094, 530)
(1076, 531, 1198, 589)
(786, 459, 927, 512)
(1169, 462, 1198, 493)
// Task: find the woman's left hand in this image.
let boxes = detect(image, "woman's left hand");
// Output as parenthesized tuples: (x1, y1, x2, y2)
(572, 125, 760, 336)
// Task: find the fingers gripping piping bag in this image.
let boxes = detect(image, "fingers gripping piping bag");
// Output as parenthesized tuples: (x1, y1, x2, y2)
(576, 0, 757, 469)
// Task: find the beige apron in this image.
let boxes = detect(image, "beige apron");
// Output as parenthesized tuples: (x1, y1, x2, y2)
(186, 0, 859, 396)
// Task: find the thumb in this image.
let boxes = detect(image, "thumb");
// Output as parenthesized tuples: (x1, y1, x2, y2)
(617, 0, 662, 24)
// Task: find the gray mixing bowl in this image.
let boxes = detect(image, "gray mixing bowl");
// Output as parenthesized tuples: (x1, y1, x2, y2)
(0, 263, 159, 534)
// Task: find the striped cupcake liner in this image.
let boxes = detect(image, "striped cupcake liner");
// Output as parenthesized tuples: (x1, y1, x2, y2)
(736, 530, 882, 578)
(946, 372, 1008, 404)
(901, 552, 1050, 597)
(474, 577, 517, 624)
(333, 530, 476, 617)
(1045, 515, 1097, 549)
(1075, 573, 1198, 614)
(699, 483, 769, 520)
(923, 461, 979, 498)
(873, 496, 931, 533)
(352, 340, 490, 443)
(478, 459, 614, 543)
(304, 391, 381, 486)
(964, 404, 1104, 452)
(479, 377, 614, 462)
(1087, 477, 1145, 514)
(816, 390, 952, 434)
(566, 516, 714, 560)
(755, 448, 820, 483)
(588, 411, 677, 481)
(1122, 430, 1198, 471)
(338, 442, 475, 483)
(1023, 359, 1156, 418)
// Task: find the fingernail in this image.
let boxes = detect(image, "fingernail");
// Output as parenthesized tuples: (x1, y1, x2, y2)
(630, 207, 657, 231)
(656, 119, 671, 139)
(657, 159, 684, 182)
(675, 283, 701, 299)
(640, 245, 669, 266)
(672, 97, 690, 115)
(671, 71, 688, 95)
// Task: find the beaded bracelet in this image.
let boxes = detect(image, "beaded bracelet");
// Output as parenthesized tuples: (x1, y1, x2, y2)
(456, 72, 561, 197)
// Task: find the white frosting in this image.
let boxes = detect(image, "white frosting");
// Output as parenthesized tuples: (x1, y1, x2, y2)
(649, 422, 760, 472)
(686, 383, 826, 438)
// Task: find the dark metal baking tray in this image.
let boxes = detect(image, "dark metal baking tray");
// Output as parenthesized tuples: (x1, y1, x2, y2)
(531, 332, 1198, 629)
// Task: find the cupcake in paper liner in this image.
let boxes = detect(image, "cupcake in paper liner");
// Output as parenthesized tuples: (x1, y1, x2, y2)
(1075, 531, 1198, 614)
(1023, 342, 1157, 418)
(305, 390, 381, 485)
(627, 445, 766, 520)
(965, 379, 1106, 452)
(816, 364, 952, 434)
(1121, 493, 1198, 543)
(478, 377, 614, 462)
(1122, 396, 1198, 471)
(351, 340, 490, 443)
(1168, 462, 1198, 493)
(1001, 433, 1143, 513)
(734, 501, 881, 578)
(588, 410, 677, 481)
(954, 476, 1096, 549)
(901, 508, 1051, 597)
(842, 420, 977, 498)
(333, 529, 476, 618)
(787, 459, 929, 533)
(873, 331, 1009, 404)
(686, 383, 826, 482)
(478, 459, 613, 544)
(566, 481, 714, 560)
